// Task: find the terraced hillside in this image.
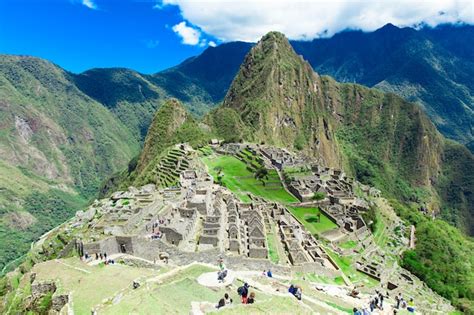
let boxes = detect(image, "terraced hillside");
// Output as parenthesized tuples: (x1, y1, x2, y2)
(137, 146, 191, 188)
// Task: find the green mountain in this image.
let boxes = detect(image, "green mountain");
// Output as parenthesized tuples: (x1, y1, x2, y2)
(293, 24, 474, 146)
(208, 32, 342, 167)
(100, 98, 210, 195)
(159, 24, 474, 147)
(208, 32, 474, 236)
(0, 55, 140, 271)
(208, 31, 474, 311)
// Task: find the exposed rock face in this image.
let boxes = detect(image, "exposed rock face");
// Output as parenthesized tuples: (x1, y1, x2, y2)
(31, 280, 56, 299)
(3, 211, 37, 230)
(51, 294, 69, 311)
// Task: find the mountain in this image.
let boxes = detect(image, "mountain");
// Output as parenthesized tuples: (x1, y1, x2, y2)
(210, 31, 474, 235)
(165, 24, 474, 147)
(292, 23, 474, 145)
(0, 22, 472, 277)
(0, 55, 141, 270)
(208, 31, 474, 311)
(100, 99, 210, 195)
(208, 32, 342, 167)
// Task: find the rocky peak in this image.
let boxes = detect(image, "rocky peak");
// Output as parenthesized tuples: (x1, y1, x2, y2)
(221, 31, 341, 167)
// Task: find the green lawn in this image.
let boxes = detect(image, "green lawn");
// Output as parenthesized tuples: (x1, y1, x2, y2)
(202, 155, 298, 203)
(266, 232, 280, 264)
(32, 258, 159, 315)
(287, 207, 338, 235)
(339, 240, 357, 249)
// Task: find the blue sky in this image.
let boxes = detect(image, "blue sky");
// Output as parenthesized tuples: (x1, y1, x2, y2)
(0, 0, 217, 74)
(1, 0, 472, 74)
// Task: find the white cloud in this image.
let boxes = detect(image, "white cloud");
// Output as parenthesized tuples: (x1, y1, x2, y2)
(208, 41, 217, 47)
(172, 21, 201, 45)
(161, 0, 474, 42)
(82, 0, 97, 10)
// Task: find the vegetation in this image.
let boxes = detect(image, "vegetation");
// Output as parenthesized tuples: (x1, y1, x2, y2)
(287, 207, 338, 235)
(361, 205, 378, 232)
(202, 155, 298, 203)
(312, 191, 326, 201)
(392, 201, 474, 314)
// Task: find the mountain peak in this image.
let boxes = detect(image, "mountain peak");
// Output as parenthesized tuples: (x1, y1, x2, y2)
(137, 98, 192, 172)
(379, 22, 399, 31)
(219, 32, 342, 166)
(260, 31, 288, 42)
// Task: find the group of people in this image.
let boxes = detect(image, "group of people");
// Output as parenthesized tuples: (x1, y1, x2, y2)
(262, 269, 273, 277)
(395, 293, 416, 313)
(288, 284, 302, 300)
(148, 219, 165, 239)
(369, 291, 386, 311)
(352, 291, 416, 314)
(81, 252, 115, 265)
(95, 252, 108, 261)
(215, 283, 256, 310)
(237, 283, 256, 304)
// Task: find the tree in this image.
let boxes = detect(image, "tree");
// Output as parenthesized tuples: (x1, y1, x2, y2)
(255, 167, 268, 180)
(312, 192, 325, 201)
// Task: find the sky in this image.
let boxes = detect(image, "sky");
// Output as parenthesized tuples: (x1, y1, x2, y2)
(0, 0, 472, 74)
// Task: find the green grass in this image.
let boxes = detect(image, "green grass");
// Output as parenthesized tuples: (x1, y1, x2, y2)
(339, 240, 357, 250)
(287, 207, 338, 235)
(202, 155, 298, 203)
(209, 296, 313, 314)
(266, 233, 280, 264)
(31, 258, 158, 315)
(325, 249, 379, 287)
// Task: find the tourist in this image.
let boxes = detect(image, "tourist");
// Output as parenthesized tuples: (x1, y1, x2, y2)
(262, 270, 266, 276)
(407, 298, 415, 313)
(400, 298, 407, 309)
(224, 293, 233, 305)
(378, 291, 384, 309)
(217, 269, 228, 283)
(218, 258, 226, 271)
(369, 299, 375, 312)
(237, 283, 250, 303)
(353, 307, 362, 315)
(288, 284, 296, 295)
(247, 292, 255, 304)
(104, 252, 107, 260)
(267, 269, 273, 278)
(216, 297, 226, 309)
(395, 293, 402, 309)
(295, 285, 302, 300)
(95, 253, 99, 260)
(361, 307, 370, 315)
(99, 253, 103, 260)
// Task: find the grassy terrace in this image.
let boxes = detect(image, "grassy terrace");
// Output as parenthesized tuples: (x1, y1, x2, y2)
(325, 248, 379, 287)
(287, 207, 338, 235)
(202, 155, 298, 204)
